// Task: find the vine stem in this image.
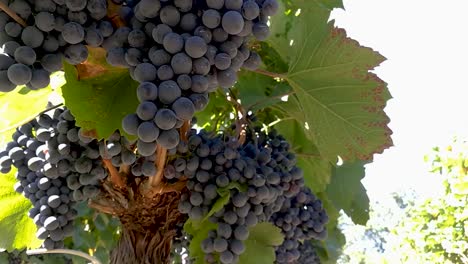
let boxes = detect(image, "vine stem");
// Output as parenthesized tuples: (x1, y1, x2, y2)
(180, 120, 191, 142)
(0, 2, 27, 27)
(149, 145, 167, 188)
(27, 249, 102, 264)
(254, 68, 286, 79)
(145, 180, 186, 197)
(102, 159, 125, 189)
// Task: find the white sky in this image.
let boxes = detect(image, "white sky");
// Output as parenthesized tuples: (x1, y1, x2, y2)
(330, 0, 468, 201)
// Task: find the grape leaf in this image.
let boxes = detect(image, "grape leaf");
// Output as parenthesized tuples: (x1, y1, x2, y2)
(195, 90, 232, 130)
(235, 71, 291, 111)
(0, 169, 42, 250)
(184, 219, 217, 264)
(0, 80, 59, 144)
(238, 222, 284, 264)
(61, 47, 139, 140)
(270, 2, 392, 161)
(326, 161, 370, 225)
(275, 119, 332, 193)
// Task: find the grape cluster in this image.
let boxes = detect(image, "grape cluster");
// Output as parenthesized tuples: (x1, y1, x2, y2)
(0, 0, 113, 92)
(271, 187, 328, 263)
(170, 126, 323, 263)
(0, 107, 107, 249)
(119, 0, 278, 156)
(296, 240, 321, 264)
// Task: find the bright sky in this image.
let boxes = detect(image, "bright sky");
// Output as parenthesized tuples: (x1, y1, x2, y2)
(330, 0, 468, 201)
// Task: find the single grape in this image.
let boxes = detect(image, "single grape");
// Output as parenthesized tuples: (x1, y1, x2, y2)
(30, 69, 51, 90)
(148, 48, 171, 66)
(154, 109, 177, 130)
(122, 114, 140, 135)
(137, 121, 160, 142)
(134, 63, 157, 82)
(63, 44, 88, 65)
(171, 52, 192, 75)
(158, 80, 181, 104)
(180, 13, 197, 32)
(35, 12, 55, 32)
(252, 22, 270, 41)
(21, 26, 44, 48)
(207, 0, 224, 9)
(225, 0, 243, 10)
(128, 29, 146, 48)
(152, 24, 172, 44)
(5, 22, 22, 37)
(242, 1, 260, 20)
(215, 53, 232, 70)
(193, 57, 211, 75)
(160, 5, 180, 27)
(138, 0, 161, 18)
(85, 27, 104, 47)
(202, 9, 221, 29)
(156, 65, 174, 81)
(137, 82, 158, 102)
(217, 68, 237, 88)
(61, 22, 85, 44)
(7, 63, 32, 85)
(172, 97, 195, 121)
(222, 11, 244, 35)
(213, 238, 228, 253)
(136, 101, 158, 120)
(185, 36, 207, 58)
(157, 129, 180, 149)
(262, 0, 279, 16)
(163, 33, 184, 54)
(65, 0, 87, 11)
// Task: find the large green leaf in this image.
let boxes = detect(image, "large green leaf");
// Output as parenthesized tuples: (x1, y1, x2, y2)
(238, 222, 284, 264)
(0, 79, 60, 146)
(326, 161, 370, 225)
(61, 48, 139, 140)
(0, 169, 42, 250)
(275, 119, 331, 193)
(235, 71, 291, 111)
(270, 2, 392, 161)
(184, 219, 217, 264)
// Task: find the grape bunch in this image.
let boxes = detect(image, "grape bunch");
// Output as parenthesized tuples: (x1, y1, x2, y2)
(296, 240, 321, 264)
(0, 107, 107, 249)
(169, 126, 323, 263)
(0, 0, 115, 92)
(271, 187, 328, 263)
(118, 0, 279, 156)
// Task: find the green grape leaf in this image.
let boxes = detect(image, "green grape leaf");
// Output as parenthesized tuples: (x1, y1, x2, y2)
(61, 47, 139, 140)
(0, 169, 42, 250)
(195, 91, 232, 130)
(326, 161, 370, 225)
(270, 2, 392, 161)
(0, 80, 59, 145)
(275, 119, 332, 192)
(184, 219, 217, 264)
(235, 71, 291, 111)
(239, 222, 284, 264)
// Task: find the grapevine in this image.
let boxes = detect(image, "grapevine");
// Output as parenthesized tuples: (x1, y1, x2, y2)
(0, 0, 392, 264)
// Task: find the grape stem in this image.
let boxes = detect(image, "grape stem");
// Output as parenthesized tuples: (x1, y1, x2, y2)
(227, 89, 248, 144)
(26, 249, 102, 264)
(180, 120, 191, 142)
(145, 180, 186, 197)
(102, 159, 126, 189)
(253, 68, 286, 79)
(0, 2, 27, 27)
(148, 145, 167, 188)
